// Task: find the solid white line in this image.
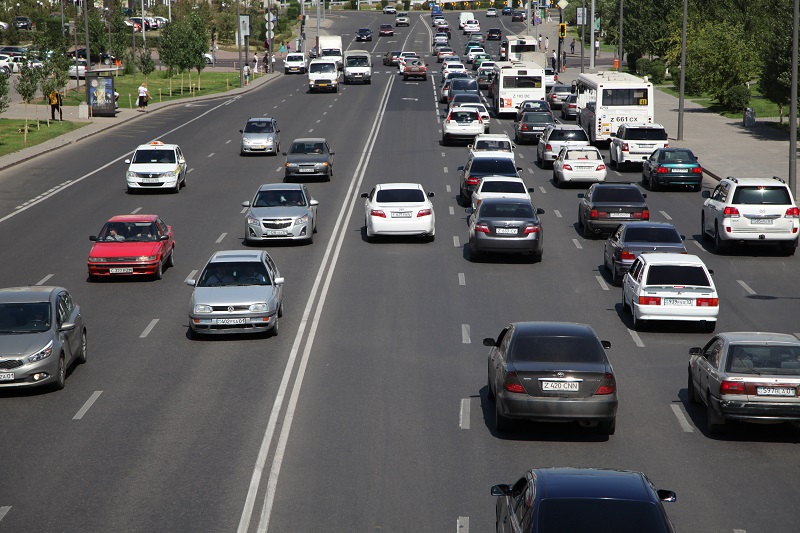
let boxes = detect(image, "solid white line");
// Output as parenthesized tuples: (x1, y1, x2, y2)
(35, 274, 54, 286)
(453, 236, 460, 247)
(627, 328, 645, 347)
(459, 398, 470, 429)
(659, 210, 672, 220)
(207, 153, 215, 158)
(457, 516, 469, 532)
(554, 209, 562, 218)
(538, 186, 547, 194)
(73, 391, 103, 420)
(737, 280, 756, 295)
(216, 233, 227, 244)
(0, 507, 9, 522)
(670, 404, 694, 433)
(461, 324, 471, 344)
(446, 184, 451, 192)
(131, 207, 142, 214)
(572, 238, 582, 249)
(733, 529, 747, 533)
(595, 275, 609, 291)
(139, 319, 159, 338)
(226, 139, 232, 144)
(449, 206, 455, 215)
(185, 270, 197, 283)
(458, 273, 465, 285)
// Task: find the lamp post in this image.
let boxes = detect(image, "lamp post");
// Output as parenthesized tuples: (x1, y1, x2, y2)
(237, 0, 242, 87)
(677, 0, 687, 141)
(617, 0, 623, 70)
(104, 7, 110, 52)
(790, 0, 798, 194)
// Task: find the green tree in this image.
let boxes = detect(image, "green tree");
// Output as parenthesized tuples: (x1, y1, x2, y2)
(138, 47, 156, 77)
(0, 73, 10, 115)
(13, 63, 42, 146)
(759, 0, 795, 122)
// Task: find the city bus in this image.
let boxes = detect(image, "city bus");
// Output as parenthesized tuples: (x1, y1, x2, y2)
(490, 61, 546, 117)
(500, 34, 538, 61)
(575, 71, 655, 144)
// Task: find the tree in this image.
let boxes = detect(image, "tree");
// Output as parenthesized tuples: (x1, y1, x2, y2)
(138, 47, 156, 78)
(13, 63, 42, 146)
(0, 74, 11, 116)
(759, 0, 795, 122)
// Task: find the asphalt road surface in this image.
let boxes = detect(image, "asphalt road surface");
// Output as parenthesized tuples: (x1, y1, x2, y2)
(0, 11, 798, 533)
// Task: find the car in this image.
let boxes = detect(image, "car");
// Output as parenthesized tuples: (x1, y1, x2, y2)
(68, 58, 88, 78)
(485, 322, 618, 433)
(501, 6, 513, 15)
(88, 215, 175, 281)
(472, 53, 492, 69)
(440, 55, 462, 69)
(382, 5, 396, 14)
(485, 7, 498, 17)
(536, 124, 590, 168)
(578, 183, 649, 238)
(459, 152, 522, 201)
(186, 250, 284, 337)
(124, 19, 142, 32)
(361, 183, 436, 242)
(0, 54, 18, 75)
(436, 47, 455, 62)
(469, 133, 515, 154)
(284, 52, 307, 74)
(395, 12, 410, 26)
(14, 16, 32, 30)
(124, 141, 187, 194)
(701, 176, 799, 255)
(379, 24, 394, 36)
(447, 77, 480, 105)
(462, 20, 480, 34)
(432, 42, 450, 57)
(382, 50, 402, 66)
(129, 16, 150, 31)
(463, 44, 483, 57)
(511, 11, 526, 21)
(0, 286, 87, 390)
(242, 183, 318, 244)
(283, 138, 334, 181)
(514, 111, 557, 145)
(515, 99, 551, 122)
(492, 468, 676, 532)
(609, 123, 669, 170)
(355, 28, 373, 41)
(442, 107, 484, 146)
(560, 93, 578, 120)
(203, 52, 214, 64)
(308, 46, 318, 59)
(466, 47, 486, 63)
(397, 52, 420, 71)
(603, 222, 687, 285)
(688, 332, 800, 434)
(642, 148, 703, 191)
(0, 46, 27, 57)
(468, 32, 486, 45)
(552, 146, 608, 187)
(402, 58, 427, 81)
(470, 176, 533, 211)
(433, 32, 449, 45)
(546, 83, 572, 109)
(441, 61, 467, 77)
(476, 66, 494, 89)
(432, 15, 446, 27)
(544, 67, 557, 87)
(239, 117, 280, 156)
(0, 21, 9, 31)
(487, 28, 502, 40)
(448, 93, 482, 113)
(435, 21, 451, 37)
(457, 102, 491, 132)
(67, 47, 116, 65)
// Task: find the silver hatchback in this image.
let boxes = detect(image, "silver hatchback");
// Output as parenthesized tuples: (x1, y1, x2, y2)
(240, 117, 280, 155)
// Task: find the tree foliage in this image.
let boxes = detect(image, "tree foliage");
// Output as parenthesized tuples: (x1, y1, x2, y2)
(0, 74, 10, 115)
(137, 48, 156, 77)
(758, 0, 795, 121)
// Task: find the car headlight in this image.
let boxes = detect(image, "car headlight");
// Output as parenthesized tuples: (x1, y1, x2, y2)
(88, 257, 107, 262)
(294, 215, 309, 225)
(286, 163, 298, 168)
(137, 255, 157, 261)
(249, 303, 268, 312)
(247, 214, 259, 225)
(242, 136, 250, 143)
(126, 171, 137, 179)
(162, 167, 179, 178)
(320, 162, 329, 167)
(28, 340, 53, 363)
(194, 304, 212, 314)
(265, 138, 274, 145)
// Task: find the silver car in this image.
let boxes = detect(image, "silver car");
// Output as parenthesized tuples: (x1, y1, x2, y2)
(239, 117, 280, 156)
(186, 250, 284, 337)
(467, 198, 545, 262)
(243, 183, 319, 245)
(0, 286, 87, 390)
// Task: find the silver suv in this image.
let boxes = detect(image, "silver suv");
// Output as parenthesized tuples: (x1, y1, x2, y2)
(700, 176, 799, 255)
(536, 124, 590, 168)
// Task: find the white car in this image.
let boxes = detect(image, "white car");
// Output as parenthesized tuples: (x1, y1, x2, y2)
(0, 54, 17, 74)
(470, 176, 533, 211)
(442, 107, 484, 145)
(486, 8, 498, 17)
(0, 21, 9, 30)
(395, 12, 410, 26)
(361, 183, 436, 242)
(383, 5, 396, 14)
(469, 133, 515, 156)
(124, 141, 188, 194)
(442, 62, 467, 76)
(621, 253, 718, 332)
(457, 102, 491, 133)
(433, 33, 449, 45)
(463, 20, 481, 34)
(68, 59, 88, 78)
(466, 47, 486, 63)
(284, 52, 307, 74)
(552, 146, 607, 188)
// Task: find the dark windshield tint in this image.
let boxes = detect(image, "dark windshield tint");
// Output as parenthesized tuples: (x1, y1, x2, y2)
(253, 190, 306, 207)
(0, 302, 51, 333)
(346, 56, 370, 67)
(376, 189, 426, 203)
(100, 221, 158, 242)
(603, 88, 649, 106)
(624, 227, 682, 243)
(509, 335, 606, 363)
(537, 499, 670, 533)
(451, 79, 479, 91)
(450, 110, 479, 122)
(549, 129, 589, 142)
(627, 128, 668, 140)
(133, 149, 175, 164)
(481, 181, 526, 194)
(199, 261, 271, 287)
(471, 158, 517, 174)
(731, 186, 792, 205)
(474, 140, 511, 151)
(522, 113, 554, 124)
(290, 142, 327, 154)
(727, 345, 800, 375)
(480, 202, 534, 218)
(592, 187, 645, 203)
(244, 121, 274, 133)
(645, 265, 710, 287)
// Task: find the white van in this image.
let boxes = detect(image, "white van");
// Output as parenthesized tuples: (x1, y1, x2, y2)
(459, 12, 475, 28)
(307, 58, 340, 93)
(284, 53, 307, 74)
(343, 49, 372, 84)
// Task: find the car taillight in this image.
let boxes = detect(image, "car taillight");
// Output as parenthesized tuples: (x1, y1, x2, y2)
(632, 210, 650, 220)
(504, 372, 525, 393)
(723, 206, 740, 217)
(596, 164, 606, 171)
(656, 166, 669, 173)
(545, 143, 552, 151)
(620, 250, 635, 260)
(691, 167, 703, 174)
(569, 103, 577, 109)
(696, 298, 718, 307)
(590, 210, 608, 219)
(664, 142, 669, 148)
(785, 207, 800, 218)
(370, 209, 386, 218)
(523, 225, 539, 234)
(594, 373, 616, 395)
(622, 143, 629, 152)
(639, 296, 661, 305)
(562, 163, 573, 171)
(475, 223, 490, 234)
(417, 209, 432, 217)
(466, 176, 481, 186)
(720, 381, 745, 395)
(521, 124, 529, 131)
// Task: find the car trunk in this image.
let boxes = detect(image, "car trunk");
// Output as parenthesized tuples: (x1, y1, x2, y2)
(508, 360, 607, 399)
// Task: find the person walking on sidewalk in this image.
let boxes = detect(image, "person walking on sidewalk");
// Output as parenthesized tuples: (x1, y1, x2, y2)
(253, 55, 259, 74)
(594, 39, 600, 57)
(280, 42, 286, 57)
(551, 50, 557, 71)
(47, 89, 62, 121)
(137, 82, 150, 113)
(570, 38, 575, 54)
(243, 64, 251, 86)
(544, 36, 549, 54)
(538, 35, 542, 51)
(562, 50, 567, 72)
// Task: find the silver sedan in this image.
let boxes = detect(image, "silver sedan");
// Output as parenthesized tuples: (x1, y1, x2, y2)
(243, 183, 319, 244)
(467, 198, 545, 262)
(239, 117, 281, 155)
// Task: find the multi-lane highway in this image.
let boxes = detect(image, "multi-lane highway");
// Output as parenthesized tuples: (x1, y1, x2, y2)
(0, 11, 798, 533)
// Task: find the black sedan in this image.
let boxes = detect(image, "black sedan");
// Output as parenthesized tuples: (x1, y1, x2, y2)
(514, 111, 556, 145)
(485, 322, 618, 434)
(468, 199, 544, 261)
(642, 148, 703, 191)
(283, 138, 334, 182)
(355, 28, 373, 41)
(487, 28, 502, 40)
(577, 183, 649, 239)
(515, 99, 551, 122)
(602, 222, 686, 285)
(492, 468, 676, 532)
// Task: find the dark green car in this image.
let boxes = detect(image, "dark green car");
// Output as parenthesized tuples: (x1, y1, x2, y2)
(642, 148, 703, 191)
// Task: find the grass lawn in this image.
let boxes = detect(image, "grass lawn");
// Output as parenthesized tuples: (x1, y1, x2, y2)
(656, 84, 790, 119)
(0, 119, 86, 157)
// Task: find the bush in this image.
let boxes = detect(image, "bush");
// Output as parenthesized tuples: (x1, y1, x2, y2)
(403, 0, 410, 10)
(722, 84, 751, 112)
(635, 57, 651, 77)
(649, 59, 666, 84)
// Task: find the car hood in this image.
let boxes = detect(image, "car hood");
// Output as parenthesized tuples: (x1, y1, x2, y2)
(250, 206, 310, 218)
(192, 285, 276, 306)
(128, 163, 180, 173)
(0, 331, 53, 357)
(286, 154, 330, 164)
(242, 132, 277, 142)
(89, 241, 162, 258)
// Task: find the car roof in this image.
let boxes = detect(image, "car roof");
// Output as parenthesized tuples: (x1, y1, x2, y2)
(247, 117, 275, 122)
(291, 137, 327, 143)
(257, 183, 303, 192)
(723, 176, 791, 186)
(209, 250, 264, 263)
(480, 176, 525, 183)
(550, 124, 584, 131)
(135, 141, 179, 150)
(623, 123, 666, 129)
(475, 134, 512, 141)
(637, 253, 705, 266)
(471, 150, 515, 160)
(532, 468, 654, 502)
(480, 197, 532, 208)
(618, 221, 678, 230)
(0, 286, 59, 303)
(511, 322, 598, 339)
(107, 214, 159, 223)
(375, 183, 425, 191)
(718, 332, 800, 344)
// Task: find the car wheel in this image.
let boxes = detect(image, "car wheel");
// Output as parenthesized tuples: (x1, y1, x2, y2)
(77, 330, 88, 364)
(532, 249, 543, 263)
(687, 370, 700, 404)
(441, 135, 449, 146)
(713, 223, 729, 254)
(706, 396, 726, 434)
(154, 259, 163, 280)
(597, 418, 616, 436)
(52, 354, 66, 391)
(494, 399, 513, 433)
(700, 212, 710, 241)
(173, 179, 180, 194)
(780, 240, 797, 256)
(486, 368, 495, 400)
(610, 261, 620, 286)
(649, 173, 659, 191)
(127, 186, 136, 195)
(536, 150, 542, 166)
(582, 216, 593, 239)
(553, 171, 561, 188)
(278, 302, 284, 318)
(621, 290, 630, 313)
(702, 320, 716, 333)
(166, 247, 175, 268)
(631, 310, 645, 331)
(270, 316, 279, 337)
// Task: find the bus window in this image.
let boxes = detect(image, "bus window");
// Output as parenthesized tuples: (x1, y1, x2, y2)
(503, 76, 542, 89)
(602, 88, 649, 106)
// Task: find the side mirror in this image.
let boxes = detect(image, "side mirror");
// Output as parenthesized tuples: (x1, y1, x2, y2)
(159, 235, 169, 241)
(360, 192, 369, 198)
(708, 269, 714, 276)
(516, 167, 523, 173)
(457, 166, 464, 171)
(536, 208, 545, 214)
(178, 158, 185, 164)
(482, 337, 497, 347)
(428, 191, 435, 197)
(601, 340, 611, 349)
(59, 322, 76, 332)
(689, 347, 702, 355)
(242, 201, 251, 207)
(701, 190, 711, 198)
(528, 188, 535, 192)
(274, 277, 285, 285)
(467, 144, 473, 149)
(124, 159, 131, 164)
(491, 484, 511, 497)
(680, 235, 685, 240)
(276, 129, 281, 133)
(239, 129, 243, 133)
(657, 490, 677, 503)
(185, 279, 196, 287)
(642, 193, 647, 198)
(310, 199, 320, 206)
(89, 235, 97, 242)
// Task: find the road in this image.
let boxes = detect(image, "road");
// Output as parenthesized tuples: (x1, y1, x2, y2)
(0, 10, 798, 533)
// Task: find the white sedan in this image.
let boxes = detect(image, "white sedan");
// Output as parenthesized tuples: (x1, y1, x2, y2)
(397, 53, 420, 72)
(470, 176, 534, 211)
(441, 107, 484, 145)
(552, 146, 608, 188)
(361, 183, 436, 242)
(442, 62, 467, 76)
(463, 20, 481, 34)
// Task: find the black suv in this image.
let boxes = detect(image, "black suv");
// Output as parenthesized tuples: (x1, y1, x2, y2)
(487, 28, 502, 40)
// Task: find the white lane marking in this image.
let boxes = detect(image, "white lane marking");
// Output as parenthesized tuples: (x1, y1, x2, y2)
(73, 391, 103, 420)
(461, 324, 471, 344)
(241, 207, 248, 214)
(185, 270, 197, 283)
(443, 167, 449, 173)
(528, 168, 534, 174)
(275, 167, 282, 173)
(691, 240, 705, 251)
(14, 180, 72, 209)
(274, 105, 278, 109)
(446, 185, 451, 192)
(208, 153, 215, 158)
(457, 516, 469, 532)
(139, 319, 159, 338)
(572, 238, 582, 249)
(216, 233, 227, 244)
(308, 128, 314, 132)
(0, 507, 10, 522)
(659, 210, 672, 220)
(459, 398, 470, 429)
(226, 139, 232, 144)
(453, 236, 460, 247)
(595, 276, 609, 291)
(323, 111, 327, 115)
(670, 404, 694, 433)
(281, 99, 286, 102)
(441, 151, 446, 157)
(35, 274, 54, 286)
(628, 328, 645, 347)
(538, 186, 547, 194)
(328, 104, 333, 108)
(733, 530, 747, 533)
(316, 119, 321, 123)
(794, 333, 800, 340)
(187, 168, 194, 173)
(131, 207, 142, 214)
(554, 209, 562, 218)
(737, 280, 756, 295)
(458, 273, 465, 285)
(449, 206, 455, 215)
(518, 153, 525, 159)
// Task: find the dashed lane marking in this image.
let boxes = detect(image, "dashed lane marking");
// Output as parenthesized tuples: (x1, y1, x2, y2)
(628, 328, 645, 347)
(457, 516, 469, 532)
(73, 391, 103, 420)
(0, 507, 10, 522)
(554, 210, 562, 218)
(139, 319, 159, 338)
(14, 180, 72, 210)
(208, 153, 215, 158)
(461, 324, 471, 344)
(187, 168, 194, 173)
(518, 153, 524, 159)
(443, 167, 449, 173)
(737, 280, 756, 295)
(595, 275, 609, 291)
(308, 128, 314, 132)
(216, 233, 227, 244)
(458, 273, 465, 285)
(441, 151, 446, 157)
(572, 238, 582, 249)
(131, 207, 142, 214)
(226, 139, 232, 144)
(670, 403, 694, 433)
(459, 398, 470, 429)
(446, 185, 451, 192)
(453, 236, 460, 247)
(539, 186, 547, 194)
(449, 206, 455, 215)
(35, 274, 54, 286)
(659, 210, 672, 220)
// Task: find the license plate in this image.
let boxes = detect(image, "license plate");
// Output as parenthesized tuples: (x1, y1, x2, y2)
(265, 230, 286, 236)
(142, 178, 161, 183)
(215, 318, 246, 325)
(252, 145, 264, 149)
(495, 228, 517, 234)
(0, 372, 14, 381)
(542, 381, 579, 391)
(664, 298, 692, 306)
(299, 168, 315, 173)
(757, 387, 796, 396)
(318, 83, 328, 87)
(109, 267, 134, 274)
(575, 166, 593, 170)
(609, 212, 629, 218)
(751, 218, 773, 225)
(672, 168, 688, 173)
(391, 212, 412, 218)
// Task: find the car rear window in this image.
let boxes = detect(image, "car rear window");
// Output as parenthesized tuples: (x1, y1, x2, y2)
(376, 189, 426, 203)
(474, 140, 511, 151)
(626, 128, 668, 140)
(450, 110, 479, 122)
(480, 202, 534, 218)
(451, 79, 479, 91)
(549, 129, 589, 142)
(661, 149, 694, 162)
(645, 265, 710, 287)
(537, 499, 670, 533)
(566, 149, 600, 160)
(453, 95, 482, 105)
(726, 345, 800, 375)
(522, 101, 550, 112)
(624, 227, 681, 243)
(470, 158, 517, 174)
(510, 335, 606, 363)
(731, 185, 792, 205)
(592, 187, 645, 203)
(522, 113, 554, 124)
(481, 181, 526, 194)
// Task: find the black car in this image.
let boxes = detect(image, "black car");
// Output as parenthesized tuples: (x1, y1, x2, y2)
(501, 6, 513, 15)
(468, 199, 545, 261)
(308, 46, 318, 59)
(603, 222, 687, 285)
(283, 138, 335, 181)
(515, 99, 551, 122)
(485, 322, 618, 434)
(0, 46, 27, 57)
(492, 468, 676, 532)
(577, 184, 650, 239)
(459, 156, 522, 201)
(14, 16, 32, 30)
(642, 148, 703, 191)
(487, 28, 502, 40)
(514, 112, 556, 145)
(355, 28, 373, 41)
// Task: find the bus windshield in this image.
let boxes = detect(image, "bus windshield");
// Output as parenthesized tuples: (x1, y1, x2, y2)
(502, 75, 542, 89)
(601, 88, 649, 106)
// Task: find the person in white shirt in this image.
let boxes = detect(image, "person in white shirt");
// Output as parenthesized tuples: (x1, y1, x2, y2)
(137, 82, 150, 113)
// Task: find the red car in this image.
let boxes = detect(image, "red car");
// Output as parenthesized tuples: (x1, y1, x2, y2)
(87, 215, 175, 281)
(379, 24, 394, 36)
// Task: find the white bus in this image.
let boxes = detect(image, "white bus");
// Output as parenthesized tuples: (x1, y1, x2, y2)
(490, 61, 546, 117)
(575, 71, 655, 144)
(500, 34, 538, 61)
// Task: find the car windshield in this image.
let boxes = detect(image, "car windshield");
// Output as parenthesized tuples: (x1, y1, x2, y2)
(0, 302, 51, 333)
(346, 56, 370, 67)
(645, 265, 710, 287)
(451, 79, 479, 91)
(549, 129, 589, 142)
(537, 499, 670, 533)
(244, 121, 274, 133)
(310, 62, 336, 73)
(100, 221, 159, 242)
(510, 335, 606, 363)
(727, 345, 800, 375)
(253, 190, 306, 207)
(731, 186, 792, 205)
(286, 54, 304, 62)
(592, 187, 645, 203)
(376, 189, 426, 203)
(453, 95, 481, 105)
(290, 142, 328, 154)
(481, 181, 526, 194)
(626, 128, 668, 140)
(522, 113, 554, 124)
(660, 150, 695, 162)
(624, 227, 682, 243)
(198, 261, 271, 287)
(470, 158, 517, 174)
(132, 149, 176, 164)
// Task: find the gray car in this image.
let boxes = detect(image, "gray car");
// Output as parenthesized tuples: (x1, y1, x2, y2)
(186, 250, 284, 337)
(239, 117, 280, 156)
(243, 183, 319, 245)
(578, 183, 650, 238)
(536, 124, 590, 168)
(467, 198, 545, 262)
(0, 286, 87, 390)
(514, 111, 556, 144)
(603, 222, 686, 285)
(283, 138, 334, 181)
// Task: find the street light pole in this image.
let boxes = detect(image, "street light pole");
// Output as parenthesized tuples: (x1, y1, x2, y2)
(589, 0, 595, 69)
(618, 0, 623, 70)
(580, 0, 585, 73)
(677, 0, 687, 140)
(237, 0, 242, 87)
(790, 0, 798, 193)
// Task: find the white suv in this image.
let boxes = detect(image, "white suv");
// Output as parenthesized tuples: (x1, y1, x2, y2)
(125, 141, 187, 194)
(701, 176, 799, 255)
(441, 107, 484, 146)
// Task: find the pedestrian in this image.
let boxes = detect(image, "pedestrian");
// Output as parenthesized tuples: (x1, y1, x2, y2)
(570, 38, 575, 54)
(243, 64, 251, 86)
(114, 89, 119, 110)
(264, 38, 269, 50)
(253, 54, 259, 74)
(546, 11, 552, 23)
(538, 35, 542, 51)
(137, 81, 150, 113)
(47, 89, 62, 121)
(280, 42, 286, 57)
(562, 50, 567, 72)
(545, 36, 549, 53)
(286, 42, 291, 54)
(595, 38, 600, 57)
(551, 50, 557, 71)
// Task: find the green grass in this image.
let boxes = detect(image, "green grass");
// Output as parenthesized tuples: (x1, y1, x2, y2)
(657, 83, 793, 119)
(0, 119, 86, 157)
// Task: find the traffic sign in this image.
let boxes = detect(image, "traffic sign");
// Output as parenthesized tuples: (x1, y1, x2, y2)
(264, 13, 269, 21)
(266, 29, 274, 40)
(266, 21, 274, 30)
(557, 0, 568, 9)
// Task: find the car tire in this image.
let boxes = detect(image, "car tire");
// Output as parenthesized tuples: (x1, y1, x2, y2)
(154, 259, 163, 280)
(713, 223, 729, 254)
(127, 186, 136, 195)
(691, 183, 702, 192)
(173, 179, 180, 194)
(536, 150, 542, 166)
(700, 213, 710, 241)
(52, 354, 66, 391)
(621, 290, 631, 313)
(610, 261, 620, 286)
(706, 397, 726, 434)
(278, 302, 284, 318)
(582, 216, 593, 239)
(597, 418, 616, 436)
(649, 173, 659, 191)
(441, 135, 449, 146)
(780, 240, 797, 256)
(494, 400, 513, 433)
(77, 330, 88, 364)
(687, 370, 700, 404)
(532, 249, 543, 263)
(167, 247, 175, 268)
(486, 368, 494, 400)
(631, 310, 645, 331)
(270, 316, 279, 337)
(553, 171, 561, 188)
(702, 321, 716, 333)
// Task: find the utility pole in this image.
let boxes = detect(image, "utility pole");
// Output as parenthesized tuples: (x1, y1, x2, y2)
(580, 0, 585, 73)
(557, 8, 563, 72)
(83, 0, 90, 79)
(237, 0, 243, 87)
(677, 0, 687, 140)
(589, 0, 595, 69)
(618, 0, 623, 70)
(141, 0, 145, 47)
(790, 0, 798, 193)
